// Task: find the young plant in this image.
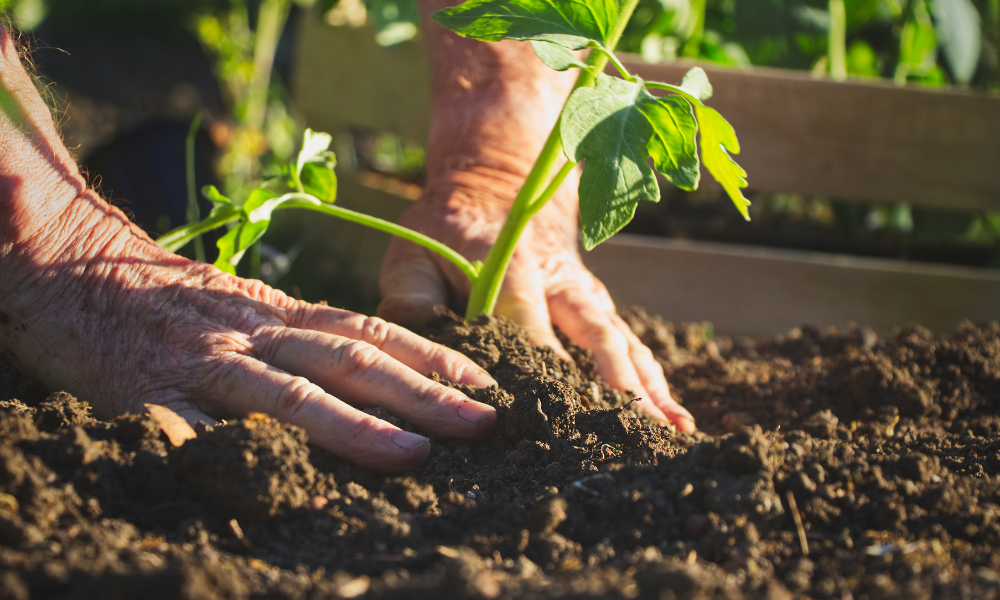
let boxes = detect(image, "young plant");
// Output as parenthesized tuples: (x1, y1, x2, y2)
(158, 129, 480, 282)
(160, 0, 749, 324)
(433, 0, 750, 320)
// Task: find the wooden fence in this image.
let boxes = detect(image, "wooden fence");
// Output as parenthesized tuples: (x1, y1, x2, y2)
(293, 18, 1000, 336)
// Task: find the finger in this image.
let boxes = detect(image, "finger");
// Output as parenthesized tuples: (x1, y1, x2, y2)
(161, 401, 218, 428)
(292, 305, 496, 388)
(608, 314, 696, 433)
(255, 327, 496, 440)
(495, 271, 572, 361)
(548, 288, 670, 424)
(377, 239, 450, 330)
(209, 354, 433, 472)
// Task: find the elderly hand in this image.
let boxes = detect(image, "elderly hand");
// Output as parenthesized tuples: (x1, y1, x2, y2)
(0, 24, 496, 473)
(377, 6, 695, 433)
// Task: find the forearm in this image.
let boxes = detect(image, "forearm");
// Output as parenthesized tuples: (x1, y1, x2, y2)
(418, 0, 580, 217)
(0, 24, 159, 376)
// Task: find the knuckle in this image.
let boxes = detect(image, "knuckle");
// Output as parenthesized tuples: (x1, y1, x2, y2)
(272, 375, 315, 422)
(333, 339, 383, 381)
(359, 316, 395, 349)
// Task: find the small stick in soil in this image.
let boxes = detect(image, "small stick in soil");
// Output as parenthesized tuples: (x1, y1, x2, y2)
(786, 490, 809, 556)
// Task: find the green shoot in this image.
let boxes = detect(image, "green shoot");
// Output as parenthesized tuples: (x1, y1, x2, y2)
(159, 0, 749, 328)
(434, 0, 750, 318)
(158, 129, 481, 282)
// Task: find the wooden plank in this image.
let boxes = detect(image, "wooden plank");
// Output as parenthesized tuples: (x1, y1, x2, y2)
(293, 18, 1000, 211)
(624, 58, 1000, 212)
(583, 234, 1000, 336)
(293, 18, 431, 144)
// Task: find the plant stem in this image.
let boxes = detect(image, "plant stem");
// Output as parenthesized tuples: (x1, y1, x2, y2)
(829, 0, 848, 81)
(185, 112, 206, 262)
(157, 209, 241, 252)
(464, 0, 641, 320)
(682, 0, 706, 58)
(280, 199, 482, 283)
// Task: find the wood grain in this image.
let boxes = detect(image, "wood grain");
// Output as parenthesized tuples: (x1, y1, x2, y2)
(623, 58, 1000, 212)
(584, 234, 1000, 336)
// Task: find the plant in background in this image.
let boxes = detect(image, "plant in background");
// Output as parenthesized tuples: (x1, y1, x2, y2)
(162, 0, 750, 320)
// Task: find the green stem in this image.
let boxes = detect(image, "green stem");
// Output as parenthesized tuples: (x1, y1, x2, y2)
(185, 112, 206, 262)
(464, 0, 641, 321)
(594, 44, 636, 82)
(157, 209, 241, 252)
(682, 0, 706, 58)
(280, 199, 482, 283)
(829, 0, 848, 81)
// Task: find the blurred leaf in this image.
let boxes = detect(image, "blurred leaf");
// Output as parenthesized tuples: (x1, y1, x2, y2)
(299, 163, 338, 203)
(680, 66, 713, 100)
(530, 40, 592, 71)
(932, 0, 982, 83)
(847, 39, 880, 75)
(433, 0, 620, 50)
(368, 0, 419, 45)
(896, 0, 939, 82)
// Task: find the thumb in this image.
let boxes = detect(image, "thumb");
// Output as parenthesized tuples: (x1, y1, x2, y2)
(495, 269, 571, 361)
(377, 238, 450, 329)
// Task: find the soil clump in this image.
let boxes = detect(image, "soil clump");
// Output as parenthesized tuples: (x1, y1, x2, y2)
(0, 310, 999, 599)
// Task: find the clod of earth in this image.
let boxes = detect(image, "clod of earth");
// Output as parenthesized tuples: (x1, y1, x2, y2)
(0, 310, 999, 599)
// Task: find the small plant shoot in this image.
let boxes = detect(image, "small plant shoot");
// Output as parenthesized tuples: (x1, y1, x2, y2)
(158, 130, 480, 282)
(159, 0, 748, 325)
(434, 0, 750, 319)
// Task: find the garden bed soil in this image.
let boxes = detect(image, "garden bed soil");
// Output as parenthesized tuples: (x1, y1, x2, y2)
(1, 310, 999, 599)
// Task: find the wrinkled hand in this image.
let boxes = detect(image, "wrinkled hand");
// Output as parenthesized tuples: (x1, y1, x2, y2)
(378, 174, 695, 432)
(0, 25, 496, 473)
(378, 5, 694, 432)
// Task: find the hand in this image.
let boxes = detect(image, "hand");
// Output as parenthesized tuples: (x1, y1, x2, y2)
(0, 25, 496, 473)
(378, 5, 695, 432)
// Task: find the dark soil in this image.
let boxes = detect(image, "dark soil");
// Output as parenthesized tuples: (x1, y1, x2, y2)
(2, 310, 999, 599)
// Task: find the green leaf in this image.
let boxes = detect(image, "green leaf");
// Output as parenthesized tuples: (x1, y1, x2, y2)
(300, 162, 338, 203)
(638, 95, 700, 190)
(432, 0, 620, 50)
(247, 192, 321, 223)
(679, 67, 712, 101)
(295, 129, 334, 191)
(931, 0, 981, 84)
(213, 189, 278, 274)
(203, 185, 234, 207)
(530, 40, 592, 71)
(561, 74, 662, 250)
(694, 104, 750, 220)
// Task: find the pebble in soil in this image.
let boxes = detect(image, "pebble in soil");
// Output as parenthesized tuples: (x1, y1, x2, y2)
(0, 310, 998, 599)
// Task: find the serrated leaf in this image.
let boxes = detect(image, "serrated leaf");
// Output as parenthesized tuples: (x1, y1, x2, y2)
(530, 40, 592, 71)
(300, 162, 338, 203)
(680, 67, 712, 101)
(638, 95, 700, 190)
(694, 105, 750, 220)
(561, 74, 662, 250)
(433, 0, 620, 50)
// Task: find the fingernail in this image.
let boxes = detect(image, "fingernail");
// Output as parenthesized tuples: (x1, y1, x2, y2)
(465, 368, 498, 388)
(458, 401, 496, 424)
(390, 430, 429, 450)
(669, 414, 697, 434)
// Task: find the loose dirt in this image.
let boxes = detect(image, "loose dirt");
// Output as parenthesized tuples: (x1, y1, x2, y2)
(1, 310, 998, 599)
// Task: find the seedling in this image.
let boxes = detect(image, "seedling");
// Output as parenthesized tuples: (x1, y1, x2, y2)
(159, 0, 749, 322)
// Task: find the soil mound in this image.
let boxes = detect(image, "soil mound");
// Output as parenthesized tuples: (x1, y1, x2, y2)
(0, 311, 999, 599)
